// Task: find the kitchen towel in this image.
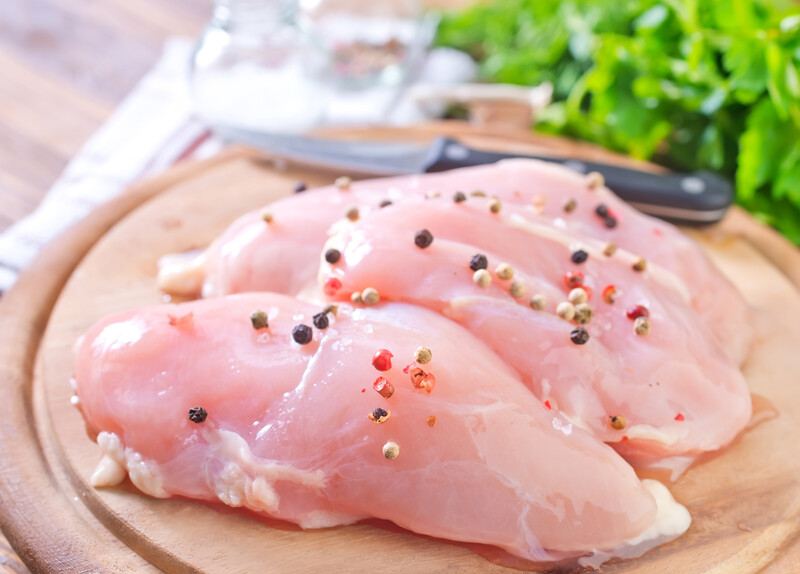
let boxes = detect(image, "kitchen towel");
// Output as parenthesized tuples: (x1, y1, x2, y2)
(0, 39, 213, 293)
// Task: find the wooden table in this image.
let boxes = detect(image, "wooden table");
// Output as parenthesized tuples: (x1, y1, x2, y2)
(0, 0, 205, 233)
(0, 1, 206, 569)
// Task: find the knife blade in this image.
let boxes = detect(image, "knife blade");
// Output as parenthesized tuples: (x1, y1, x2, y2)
(215, 126, 733, 224)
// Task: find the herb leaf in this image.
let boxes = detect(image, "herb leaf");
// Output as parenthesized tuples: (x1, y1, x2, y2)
(437, 0, 800, 243)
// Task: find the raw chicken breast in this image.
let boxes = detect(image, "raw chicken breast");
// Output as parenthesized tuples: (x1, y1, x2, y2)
(73, 293, 689, 563)
(321, 197, 752, 472)
(179, 177, 432, 297)
(159, 160, 750, 364)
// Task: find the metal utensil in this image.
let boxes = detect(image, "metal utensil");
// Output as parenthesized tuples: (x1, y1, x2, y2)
(216, 126, 733, 224)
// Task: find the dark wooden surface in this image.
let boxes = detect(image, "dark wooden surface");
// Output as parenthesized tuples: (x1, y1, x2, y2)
(0, 1, 206, 569)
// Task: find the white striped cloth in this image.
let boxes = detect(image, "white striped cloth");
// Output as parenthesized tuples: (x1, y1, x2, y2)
(0, 39, 218, 293)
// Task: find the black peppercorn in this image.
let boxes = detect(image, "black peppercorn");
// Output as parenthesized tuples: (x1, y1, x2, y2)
(453, 191, 467, 203)
(188, 406, 208, 423)
(294, 181, 307, 193)
(595, 204, 609, 217)
(604, 216, 618, 229)
(414, 229, 434, 249)
(570, 327, 590, 345)
(469, 253, 488, 271)
(369, 407, 391, 424)
(292, 324, 313, 345)
(324, 248, 341, 264)
(312, 312, 329, 330)
(571, 249, 589, 264)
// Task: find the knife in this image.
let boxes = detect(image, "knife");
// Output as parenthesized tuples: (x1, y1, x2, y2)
(215, 126, 733, 224)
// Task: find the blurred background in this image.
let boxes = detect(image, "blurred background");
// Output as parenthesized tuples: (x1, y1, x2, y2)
(0, 1, 798, 289)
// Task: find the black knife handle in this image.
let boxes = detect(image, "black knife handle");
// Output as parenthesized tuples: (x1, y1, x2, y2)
(422, 137, 733, 224)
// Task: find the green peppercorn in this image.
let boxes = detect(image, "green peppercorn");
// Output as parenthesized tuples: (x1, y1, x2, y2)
(250, 310, 269, 330)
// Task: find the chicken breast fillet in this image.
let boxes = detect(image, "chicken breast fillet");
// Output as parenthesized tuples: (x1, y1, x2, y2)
(321, 196, 751, 472)
(157, 161, 751, 471)
(162, 160, 750, 364)
(74, 293, 689, 564)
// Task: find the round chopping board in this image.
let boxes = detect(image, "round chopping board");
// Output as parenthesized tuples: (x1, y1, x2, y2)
(0, 125, 799, 574)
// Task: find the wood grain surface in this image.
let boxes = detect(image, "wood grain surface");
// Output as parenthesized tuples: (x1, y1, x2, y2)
(0, 0, 206, 233)
(0, 538, 28, 574)
(1, 125, 799, 572)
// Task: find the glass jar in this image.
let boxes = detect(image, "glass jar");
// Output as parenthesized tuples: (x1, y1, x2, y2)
(191, 0, 329, 133)
(298, 0, 426, 124)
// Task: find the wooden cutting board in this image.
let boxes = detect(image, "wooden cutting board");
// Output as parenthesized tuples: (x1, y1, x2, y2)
(1, 124, 799, 574)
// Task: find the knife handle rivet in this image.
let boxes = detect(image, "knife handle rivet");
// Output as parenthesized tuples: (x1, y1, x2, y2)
(681, 176, 706, 194)
(563, 160, 587, 174)
(444, 143, 470, 161)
